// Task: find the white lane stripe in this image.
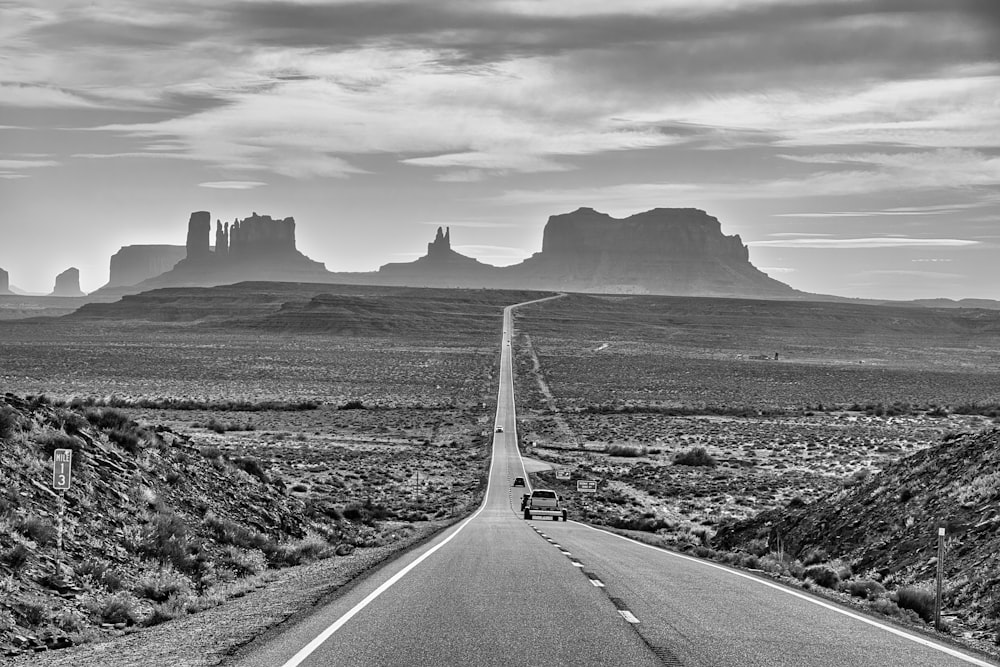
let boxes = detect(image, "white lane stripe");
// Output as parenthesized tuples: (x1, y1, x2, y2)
(278, 416, 500, 666)
(618, 610, 640, 624)
(572, 521, 996, 667)
(590, 579, 605, 588)
(571, 561, 584, 567)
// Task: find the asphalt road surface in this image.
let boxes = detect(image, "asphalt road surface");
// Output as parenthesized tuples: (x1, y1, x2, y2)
(234, 297, 997, 667)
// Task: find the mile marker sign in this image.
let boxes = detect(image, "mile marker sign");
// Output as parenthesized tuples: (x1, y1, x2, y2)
(577, 480, 598, 493)
(555, 469, 571, 480)
(52, 449, 72, 490)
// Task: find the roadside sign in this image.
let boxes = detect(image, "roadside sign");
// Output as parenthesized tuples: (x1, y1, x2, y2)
(555, 469, 571, 480)
(52, 449, 72, 490)
(577, 480, 598, 493)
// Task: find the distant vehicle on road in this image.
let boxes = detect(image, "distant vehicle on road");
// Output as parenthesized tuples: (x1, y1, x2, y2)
(522, 489, 567, 521)
(512, 476, 525, 487)
(495, 425, 504, 432)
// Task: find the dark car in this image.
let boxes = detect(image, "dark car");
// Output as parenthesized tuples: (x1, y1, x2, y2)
(512, 476, 526, 487)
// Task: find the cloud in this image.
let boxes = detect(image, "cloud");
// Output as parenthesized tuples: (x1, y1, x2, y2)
(747, 237, 980, 249)
(0, 159, 59, 169)
(198, 181, 267, 189)
(0, 83, 97, 108)
(758, 266, 796, 274)
(775, 203, 987, 218)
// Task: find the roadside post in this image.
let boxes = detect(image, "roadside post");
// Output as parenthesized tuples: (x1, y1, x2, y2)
(52, 448, 72, 570)
(935, 524, 945, 631)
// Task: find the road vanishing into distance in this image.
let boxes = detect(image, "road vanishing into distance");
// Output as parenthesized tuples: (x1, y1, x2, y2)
(235, 297, 996, 667)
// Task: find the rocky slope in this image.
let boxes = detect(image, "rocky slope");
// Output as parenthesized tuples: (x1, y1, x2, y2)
(0, 394, 391, 658)
(715, 427, 1000, 633)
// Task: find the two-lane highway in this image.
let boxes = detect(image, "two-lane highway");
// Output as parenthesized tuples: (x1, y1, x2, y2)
(235, 296, 659, 666)
(235, 296, 997, 666)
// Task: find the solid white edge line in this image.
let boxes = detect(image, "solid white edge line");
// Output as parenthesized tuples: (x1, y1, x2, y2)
(572, 521, 997, 667)
(618, 610, 640, 624)
(278, 317, 514, 667)
(280, 294, 562, 667)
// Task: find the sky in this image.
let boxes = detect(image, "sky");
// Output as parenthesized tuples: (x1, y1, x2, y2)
(1, 0, 998, 299)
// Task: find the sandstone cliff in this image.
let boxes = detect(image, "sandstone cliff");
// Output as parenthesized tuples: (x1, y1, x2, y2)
(0, 267, 11, 295)
(98, 212, 331, 295)
(503, 207, 798, 297)
(104, 245, 186, 289)
(50, 267, 84, 297)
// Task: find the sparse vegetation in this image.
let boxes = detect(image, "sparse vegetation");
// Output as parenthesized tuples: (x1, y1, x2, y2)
(606, 444, 645, 457)
(673, 447, 717, 468)
(895, 587, 936, 622)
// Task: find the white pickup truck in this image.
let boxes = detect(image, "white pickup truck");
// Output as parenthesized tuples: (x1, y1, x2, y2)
(522, 489, 568, 521)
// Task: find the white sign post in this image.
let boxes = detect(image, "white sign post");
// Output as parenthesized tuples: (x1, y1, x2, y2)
(52, 449, 72, 557)
(555, 469, 571, 480)
(577, 480, 598, 493)
(935, 525, 945, 631)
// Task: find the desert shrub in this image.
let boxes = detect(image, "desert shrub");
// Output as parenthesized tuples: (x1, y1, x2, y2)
(674, 447, 717, 467)
(787, 496, 806, 508)
(166, 470, 183, 486)
(0, 406, 19, 439)
(341, 499, 392, 526)
(108, 426, 144, 454)
(54, 408, 90, 435)
(77, 558, 127, 591)
(800, 546, 828, 566)
(95, 593, 139, 625)
(34, 430, 84, 458)
(206, 418, 228, 434)
(788, 560, 805, 578)
(739, 553, 760, 569)
(134, 567, 190, 602)
(895, 587, 935, 622)
(745, 538, 769, 557)
(804, 565, 840, 589)
(139, 512, 202, 575)
(269, 533, 330, 567)
(606, 444, 645, 457)
(231, 456, 269, 484)
(199, 445, 223, 460)
(758, 554, 786, 574)
(84, 407, 132, 432)
(609, 514, 671, 532)
(844, 578, 885, 600)
(53, 608, 85, 633)
(3, 543, 30, 571)
(17, 598, 49, 627)
(202, 513, 275, 552)
(339, 400, 365, 410)
(17, 516, 57, 546)
(871, 598, 902, 617)
(220, 546, 268, 577)
(143, 595, 189, 627)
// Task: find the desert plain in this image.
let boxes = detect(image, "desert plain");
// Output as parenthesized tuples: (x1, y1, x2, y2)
(3, 284, 1000, 661)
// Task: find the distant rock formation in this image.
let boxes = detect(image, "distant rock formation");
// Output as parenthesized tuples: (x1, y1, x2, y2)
(99, 212, 331, 294)
(0, 268, 11, 295)
(104, 245, 186, 289)
(502, 207, 798, 297)
(185, 211, 212, 260)
(377, 226, 497, 287)
(50, 267, 84, 297)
